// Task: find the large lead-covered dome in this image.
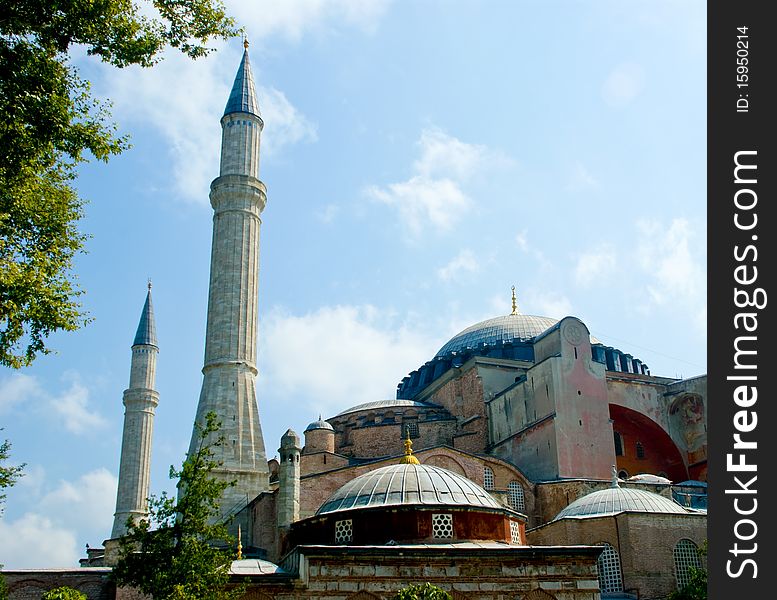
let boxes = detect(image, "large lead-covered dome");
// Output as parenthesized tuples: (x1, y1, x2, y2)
(316, 463, 502, 515)
(435, 314, 560, 358)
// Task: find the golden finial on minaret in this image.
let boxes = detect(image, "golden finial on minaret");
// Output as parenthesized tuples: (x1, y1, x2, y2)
(237, 524, 243, 559)
(147, 278, 152, 292)
(243, 37, 249, 50)
(511, 285, 519, 315)
(399, 429, 420, 465)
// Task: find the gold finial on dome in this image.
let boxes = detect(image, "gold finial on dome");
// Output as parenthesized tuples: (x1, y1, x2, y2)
(511, 285, 519, 315)
(399, 429, 420, 465)
(237, 524, 243, 559)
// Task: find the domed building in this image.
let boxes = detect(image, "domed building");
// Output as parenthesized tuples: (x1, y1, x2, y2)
(23, 46, 706, 600)
(227, 442, 605, 599)
(528, 470, 706, 599)
(240, 297, 707, 598)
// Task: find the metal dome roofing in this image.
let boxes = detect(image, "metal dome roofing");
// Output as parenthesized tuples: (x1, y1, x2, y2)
(304, 416, 334, 432)
(316, 463, 503, 515)
(229, 558, 285, 575)
(554, 485, 688, 520)
(435, 314, 559, 357)
(335, 399, 436, 417)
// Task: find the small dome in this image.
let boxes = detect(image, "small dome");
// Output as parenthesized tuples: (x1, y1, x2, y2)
(627, 473, 672, 484)
(435, 314, 560, 357)
(305, 416, 334, 432)
(229, 558, 285, 575)
(554, 486, 688, 520)
(316, 463, 502, 515)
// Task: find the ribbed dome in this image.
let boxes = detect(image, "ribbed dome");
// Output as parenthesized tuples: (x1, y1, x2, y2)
(554, 486, 688, 520)
(316, 463, 502, 515)
(435, 314, 559, 357)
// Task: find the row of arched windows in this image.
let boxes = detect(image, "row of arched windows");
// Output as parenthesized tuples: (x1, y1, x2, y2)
(483, 466, 526, 512)
(597, 539, 703, 593)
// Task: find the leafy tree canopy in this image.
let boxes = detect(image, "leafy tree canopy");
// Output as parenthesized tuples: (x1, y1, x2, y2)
(0, 0, 239, 368)
(391, 583, 453, 600)
(41, 587, 87, 600)
(112, 412, 241, 600)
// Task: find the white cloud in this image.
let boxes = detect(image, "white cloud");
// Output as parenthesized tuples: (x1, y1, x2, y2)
(635, 218, 706, 333)
(88, 0, 391, 204)
(437, 249, 480, 282)
(0, 372, 106, 435)
(232, 0, 392, 42)
(51, 375, 109, 435)
(367, 176, 470, 235)
(0, 373, 43, 414)
(367, 128, 510, 235)
(524, 290, 574, 319)
(575, 245, 617, 287)
(38, 468, 118, 534)
(602, 62, 646, 107)
(0, 513, 80, 568)
(258, 305, 438, 417)
(95, 51, 316, 204)
(260, 86, 319, 154)
(0, 468, 118, 568)
(413, 128, 497, 180)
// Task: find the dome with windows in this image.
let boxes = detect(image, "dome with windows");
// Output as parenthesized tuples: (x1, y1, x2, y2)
(316, 462, 503, 515)
(554, 484, 688, 521)
(435, 314, 560, 358)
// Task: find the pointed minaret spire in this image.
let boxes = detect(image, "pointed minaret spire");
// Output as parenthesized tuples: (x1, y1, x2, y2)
(223, 39, 261, 119)
(111, 285, 160, 538)
(133, 282, 157, 347)
(187, 44, 270, 520)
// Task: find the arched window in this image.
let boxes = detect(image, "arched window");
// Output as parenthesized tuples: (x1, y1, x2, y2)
(507, 481, 525, 512)
(674, 539, 703, 589)
(483, 466, 494, 490)
(597, 542, 623, 593)
(636, 441, 645, 459)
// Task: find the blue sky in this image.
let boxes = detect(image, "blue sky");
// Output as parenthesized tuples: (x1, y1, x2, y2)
(0, 0, 706, 568)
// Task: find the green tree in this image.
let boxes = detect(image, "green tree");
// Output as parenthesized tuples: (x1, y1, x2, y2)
(0, 0, 239, 368)
(112, 412, 241, 600)
(391, 583, 453, 600)
(0, 433, 24, 513)
(41, 587, 87, 600)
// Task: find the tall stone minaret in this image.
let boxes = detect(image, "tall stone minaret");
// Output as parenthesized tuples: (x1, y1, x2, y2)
(111, 283, 159, 538)
(187, 41, 270, 515)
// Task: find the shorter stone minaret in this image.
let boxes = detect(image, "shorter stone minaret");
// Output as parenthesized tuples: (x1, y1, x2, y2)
(111, 283, 159, 538)
(277, 429, 301, 530)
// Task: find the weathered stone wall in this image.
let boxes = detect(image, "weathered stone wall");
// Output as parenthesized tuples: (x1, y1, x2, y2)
(4, 569, 120, 600)
(279, 547, 602, 600)
(527, 512, 706, 600)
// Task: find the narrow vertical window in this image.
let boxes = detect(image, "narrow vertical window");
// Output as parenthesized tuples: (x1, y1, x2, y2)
(483, 466, 494, 491)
